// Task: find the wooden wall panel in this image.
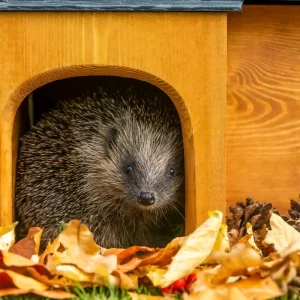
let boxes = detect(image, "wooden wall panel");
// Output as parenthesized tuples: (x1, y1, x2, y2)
(0, 12, 227, 231)
(227, 6, 300, 213)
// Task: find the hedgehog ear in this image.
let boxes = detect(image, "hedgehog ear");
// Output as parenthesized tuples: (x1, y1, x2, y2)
(106, 127, 118, 150)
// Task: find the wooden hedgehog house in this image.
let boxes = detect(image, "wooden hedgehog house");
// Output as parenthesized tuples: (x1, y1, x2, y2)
(0, 0, 244, 235)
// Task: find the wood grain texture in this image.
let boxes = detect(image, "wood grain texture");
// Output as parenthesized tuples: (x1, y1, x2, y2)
(0, 12, 227, 232)
(0, 0, 243, 12)
(227, 6, 300, 214)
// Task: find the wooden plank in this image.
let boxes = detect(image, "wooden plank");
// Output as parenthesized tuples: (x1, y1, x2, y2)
(0, 12, 227, 231)
(244, 1, 300, 4)
(227, 6, 300, 213)
(0, 0, 243, 12)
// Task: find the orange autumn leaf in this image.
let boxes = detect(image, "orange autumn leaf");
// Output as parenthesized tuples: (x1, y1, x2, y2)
(9, 227, 43, 259)
(32, 289, 74, 299)
(40, 220, 117, 276)
(27, 266, 76, 287)
(0, 288, 30, 297)
(0, 268, 48, 291)
(114, 237, 184, 273)
(0, 288, 73, 299)
(140, 237, 185, 267)
(104, 246, 157, 264)
(187, 276, 282, 300)
(183, 286, 248, 300)
(1, 250, 38, 267)
(223, 276, 283, 300)
(128, 292, 167, 300)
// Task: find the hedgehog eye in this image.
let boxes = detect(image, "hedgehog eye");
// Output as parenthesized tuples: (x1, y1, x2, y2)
(126, 164, 134, 174)
(167, 167, 175, 177)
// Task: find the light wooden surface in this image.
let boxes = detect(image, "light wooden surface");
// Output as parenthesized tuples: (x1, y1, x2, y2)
(227, 6, 300, 213)
(0, 12, 227, 233)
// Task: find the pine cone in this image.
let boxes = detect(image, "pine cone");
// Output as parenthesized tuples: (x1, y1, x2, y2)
(283, 199, 300, 232)
(227, 197, 300, 296)
(227, 197, 274, 248)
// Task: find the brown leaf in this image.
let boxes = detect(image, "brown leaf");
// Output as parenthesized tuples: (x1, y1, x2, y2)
(118, 257, 143, 273)
(104, 246, 157, 263)
(140, 237, 185, 267)
(9, 227, 43, 259)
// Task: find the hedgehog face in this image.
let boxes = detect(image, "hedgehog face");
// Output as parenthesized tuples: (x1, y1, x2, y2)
(105, 117, 185, 214)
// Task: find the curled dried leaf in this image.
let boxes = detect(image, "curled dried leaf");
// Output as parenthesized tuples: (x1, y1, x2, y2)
(9, 227, 43, 259)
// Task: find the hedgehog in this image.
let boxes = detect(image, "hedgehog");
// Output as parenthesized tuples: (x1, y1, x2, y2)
(15, 77, 185, 249)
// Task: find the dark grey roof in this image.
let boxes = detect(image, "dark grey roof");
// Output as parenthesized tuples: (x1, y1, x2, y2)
(0, 0, 243, 12)
(244, 0, 299, 3)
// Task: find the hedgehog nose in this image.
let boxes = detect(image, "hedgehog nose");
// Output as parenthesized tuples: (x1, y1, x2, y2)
(138, 192, 155, 206)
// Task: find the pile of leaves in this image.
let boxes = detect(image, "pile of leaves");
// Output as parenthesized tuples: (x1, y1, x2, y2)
(0, 200, 300, 299)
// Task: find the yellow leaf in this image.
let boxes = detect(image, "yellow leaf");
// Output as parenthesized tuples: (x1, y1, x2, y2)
(204, 223, 230, 264)
(265, 213, 300, 253)
(0, 222, 18, 251)
(211, 243, 262, 284)
(160, 210, 223, 287)
(145, 267, 168, 286)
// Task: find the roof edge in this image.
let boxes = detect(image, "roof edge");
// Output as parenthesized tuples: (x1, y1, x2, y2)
(0, 0, 243, 12)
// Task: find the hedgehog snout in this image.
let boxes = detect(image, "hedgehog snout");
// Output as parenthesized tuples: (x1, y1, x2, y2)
(137, 191, 155, 206)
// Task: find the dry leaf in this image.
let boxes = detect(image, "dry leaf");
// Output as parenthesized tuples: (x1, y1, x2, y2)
(210, 243, 263, 284)
(1, 250, 37, 267)
(160, 210, 223, 287)
(0, 268, 48, 291)
(204, 224, 230, 264)
(32, 289, 74, 299)
(223, 276, 283, 300)
(27, 266, 77, 287)
(265, 212, 300, 253)
(105, 246, 156, 263)
(9, 227, 43, 259)
(0, 287, 74, 299)
(41, 220, 117, 277)
(143, 267, 167, 286)
(183, 286, 248, 300)
(139, 237, 185, 267)
(0, 222, 18, 251)
(0, 288, 30, 297)
(128, 292, 167, 300)
(113, 270, 139, 290)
